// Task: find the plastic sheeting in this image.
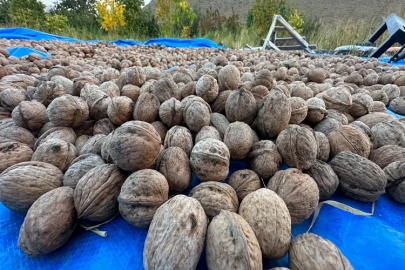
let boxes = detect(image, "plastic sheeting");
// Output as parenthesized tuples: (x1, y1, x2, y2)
(1, 153, 405, 270)
(5, 47, 50, 59)
(0, 27, 225, 48)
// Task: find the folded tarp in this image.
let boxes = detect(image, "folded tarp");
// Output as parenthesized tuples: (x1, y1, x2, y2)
(6, 47, 50, 59)
(0, 27, 225, 48)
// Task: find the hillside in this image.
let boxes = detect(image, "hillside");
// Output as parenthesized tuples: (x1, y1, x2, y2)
(147, 0, 405, 25)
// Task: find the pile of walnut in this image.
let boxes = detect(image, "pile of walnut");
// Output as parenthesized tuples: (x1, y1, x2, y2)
(1, 39, 405, 269)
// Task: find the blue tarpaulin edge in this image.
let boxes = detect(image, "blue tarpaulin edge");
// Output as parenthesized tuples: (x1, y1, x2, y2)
(0, 27, 225, 49)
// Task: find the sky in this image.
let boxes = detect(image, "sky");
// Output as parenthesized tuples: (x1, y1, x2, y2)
(39, 0, 152, 7)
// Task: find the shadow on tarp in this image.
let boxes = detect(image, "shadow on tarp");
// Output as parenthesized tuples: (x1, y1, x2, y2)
(0, 27, 225, 49)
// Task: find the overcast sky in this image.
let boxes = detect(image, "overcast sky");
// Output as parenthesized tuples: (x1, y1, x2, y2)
(39, 0, 152, 7)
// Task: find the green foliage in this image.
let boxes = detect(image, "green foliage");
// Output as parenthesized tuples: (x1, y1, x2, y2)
(224, 9, 242, 36)
(117, 0, 159, 38)
(53, 0, 99, 30)
(0, 0, 11, 24)
(44, 14, 69, 32)
(246, 9, 254, 28)
(156, 0, 197, 38)
(250, 0, 304, 36)
(5, 0, 45, 27)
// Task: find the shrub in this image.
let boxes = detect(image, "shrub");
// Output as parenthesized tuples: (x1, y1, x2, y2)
(45, 14, 69, 33)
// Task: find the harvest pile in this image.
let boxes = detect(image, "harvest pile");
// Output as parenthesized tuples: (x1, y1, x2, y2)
(1, 38, 405, 269)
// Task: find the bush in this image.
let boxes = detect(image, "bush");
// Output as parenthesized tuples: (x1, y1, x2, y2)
(250, 0, 304, 36)
(44, 14, 69, 33)
(156, 0, 197, 38)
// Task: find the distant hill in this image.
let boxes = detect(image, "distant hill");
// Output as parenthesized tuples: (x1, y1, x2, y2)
(146, 0, 405, 25)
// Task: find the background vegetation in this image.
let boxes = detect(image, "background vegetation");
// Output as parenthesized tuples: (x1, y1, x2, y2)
(0, 0, 397, 50)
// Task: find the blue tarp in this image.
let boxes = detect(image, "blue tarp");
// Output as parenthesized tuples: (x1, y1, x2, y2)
(0, 28, 225, 49)
(1, 152, 405, 270)
(5, 47, 50, 59)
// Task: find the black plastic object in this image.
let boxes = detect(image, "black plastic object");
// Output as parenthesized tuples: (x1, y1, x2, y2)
(389, 44, 405, 63)
(368, 13, 405, 58)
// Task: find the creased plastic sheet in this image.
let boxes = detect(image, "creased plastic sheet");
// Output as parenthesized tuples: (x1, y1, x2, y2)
(0, 27, 225, 49)
(5, 47, 50, 59)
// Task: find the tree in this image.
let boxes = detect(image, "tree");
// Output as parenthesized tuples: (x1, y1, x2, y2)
(156, 0, 196, 38)
(118, 0, 153, 37)
(95, 0, 126, 31)
(53, 0, 98, 29)
(7, 0, 45, 27)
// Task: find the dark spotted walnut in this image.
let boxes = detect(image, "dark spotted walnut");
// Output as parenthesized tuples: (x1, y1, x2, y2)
(0, 142, 33, 173)
(228, 169, 261, 201)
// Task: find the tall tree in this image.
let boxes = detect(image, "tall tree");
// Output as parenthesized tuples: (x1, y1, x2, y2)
(3, 0, 46, 27)
(53, 0, 98, 29)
